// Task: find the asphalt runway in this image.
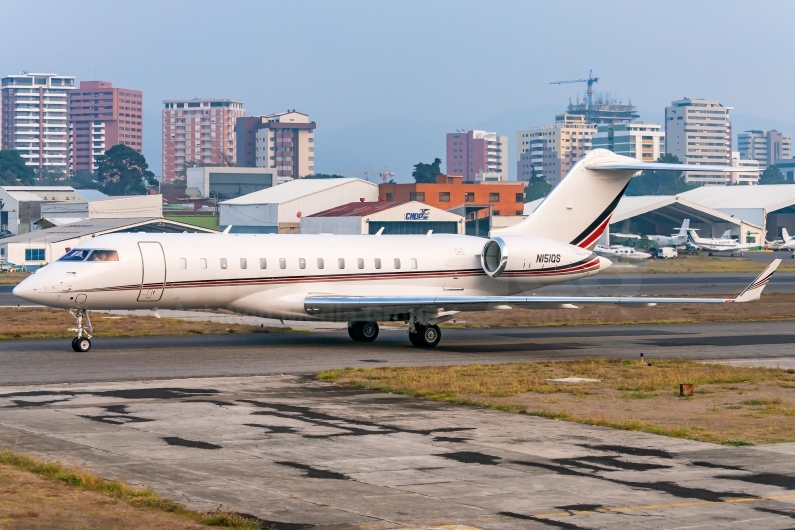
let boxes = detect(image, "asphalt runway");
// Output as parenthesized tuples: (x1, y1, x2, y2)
(3, 271, 795, 308)
(3, 321, 795, 385)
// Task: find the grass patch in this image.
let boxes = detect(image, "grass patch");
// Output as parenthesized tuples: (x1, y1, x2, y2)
(319, 360, 795, 445)
(601, 253, 795, 274)
(0, 450, 258, 529)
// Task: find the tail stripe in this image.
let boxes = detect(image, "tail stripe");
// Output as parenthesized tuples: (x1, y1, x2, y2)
(569, 181, 630, 247)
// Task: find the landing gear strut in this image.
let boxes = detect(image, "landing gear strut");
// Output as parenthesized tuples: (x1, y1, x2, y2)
(347, 321, 379, 342)
(68, 309, 93, 352)
(409, 323, 441, 348)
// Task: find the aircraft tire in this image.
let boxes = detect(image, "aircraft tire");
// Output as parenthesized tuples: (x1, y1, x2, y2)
(71, 337, 80, 352)
(410, 324, 441, 348)
(358, 322, 379, 342)
(347, 324, 360, 342)
(75, 337, 91, 353)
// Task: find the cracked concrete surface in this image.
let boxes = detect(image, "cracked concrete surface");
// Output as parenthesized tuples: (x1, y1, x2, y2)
(1, 375, 795, 529)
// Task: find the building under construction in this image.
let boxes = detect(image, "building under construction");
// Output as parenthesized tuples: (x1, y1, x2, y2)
(566, 92, 639, 124)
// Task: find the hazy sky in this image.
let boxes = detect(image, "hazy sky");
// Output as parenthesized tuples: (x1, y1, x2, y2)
(3, 0, 794, 181)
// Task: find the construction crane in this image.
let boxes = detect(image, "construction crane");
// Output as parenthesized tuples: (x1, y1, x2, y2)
(337, 165, 395, 184)
(550, 69, 600, 123)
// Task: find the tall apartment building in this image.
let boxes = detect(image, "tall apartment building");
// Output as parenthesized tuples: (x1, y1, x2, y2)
(446, 130, 509, 182)
(1, 73, 75, 172)
(69, 81, 142, 175)
(161, 99, 245, 183)
(235, 110, 315, 180)
(737, 129, 791, 170)
(516, 114, 595, 184)
(665, 98, 732, 185)
(592, 122, 665, 162)
(729, 151, 760, 185)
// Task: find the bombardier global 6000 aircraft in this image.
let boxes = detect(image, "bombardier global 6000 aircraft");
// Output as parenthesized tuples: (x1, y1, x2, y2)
(14, 150, 780, 352)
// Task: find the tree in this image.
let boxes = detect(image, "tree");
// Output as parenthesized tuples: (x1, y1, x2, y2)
(0, 150, 35, 186)
(95, 145, 157, 195)
(524, 167, 552, 201)
(759, 165, 790, 185)
(36, 167, 68, 185)
(412, 158, 442, 183)
(70, 169, 101, 189)
(625, 153, 697, 196)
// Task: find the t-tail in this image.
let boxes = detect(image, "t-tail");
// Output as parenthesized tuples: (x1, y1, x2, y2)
(783, 228, 791, 242)
(686, 228, 703, 245)
(677, 219, 690, 237)
(492, 150, 744, 250)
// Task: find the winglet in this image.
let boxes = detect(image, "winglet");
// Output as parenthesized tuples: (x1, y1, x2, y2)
(734, 260, 781, 303)
(222, 225, 232, 234)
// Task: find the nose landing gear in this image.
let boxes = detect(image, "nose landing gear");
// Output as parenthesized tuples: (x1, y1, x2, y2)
(68, 309, 93, 352)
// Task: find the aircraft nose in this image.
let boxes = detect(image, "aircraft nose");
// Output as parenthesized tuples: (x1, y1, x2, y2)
(13, 275, 41, 303)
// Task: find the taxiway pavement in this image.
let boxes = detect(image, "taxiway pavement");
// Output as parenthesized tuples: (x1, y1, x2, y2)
(2, 321, 795, 386)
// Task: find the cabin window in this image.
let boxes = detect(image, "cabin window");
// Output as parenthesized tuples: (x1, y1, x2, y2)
(259, 258, 267, 269)
(299, 258, 306, 269)
(338, 258, 345, 269)
(394, 258, 401, 269)
(200, 258, 207, 269)
(357, 258, 364, 269)
(410, 258, 417, 269)
(317, 258, 324, 269)
(220, 258, 227, 269)
(240, 258, 247, 269)
(279, 258, 286, 269)
(179, 258, 187, 269)
(374, 258, 381, 269)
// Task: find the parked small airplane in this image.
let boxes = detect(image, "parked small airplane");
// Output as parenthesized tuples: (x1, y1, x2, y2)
(645, 219, 690, 247)
(595, 245, 652, 262)
(611, 232, 641, 240)
(776, 228, 795, 257)
(686, 228, 750, 256)
(14, 149, 778, 352)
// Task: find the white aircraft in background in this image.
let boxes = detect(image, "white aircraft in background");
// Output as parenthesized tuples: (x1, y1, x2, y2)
(14, 149, 779, 352)
(595, 245, 652, 262)
(777, 228, 795, 256)
(686, 228, 750, 256)
(611, 232, 641, 240)
(646, 219, 690, 247)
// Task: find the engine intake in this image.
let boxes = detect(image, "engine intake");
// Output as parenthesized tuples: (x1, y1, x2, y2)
(481, 237, 508, 278)
(480, 235, 597, 280)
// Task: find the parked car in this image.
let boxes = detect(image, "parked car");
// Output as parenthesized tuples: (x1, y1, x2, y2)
(657, 247, 678, 259)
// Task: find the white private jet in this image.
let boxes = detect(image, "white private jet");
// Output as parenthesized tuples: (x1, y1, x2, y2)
(686, 228, 750, 256)
(594, 245, 652, 262)
(777, 228, 795, 256)
(646, 219, 690, 247)
(14, 149, 779, 352)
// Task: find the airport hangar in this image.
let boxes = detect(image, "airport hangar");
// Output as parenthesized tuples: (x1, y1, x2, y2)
(300, 200, 465, 235)
(523, 189, 771, 248)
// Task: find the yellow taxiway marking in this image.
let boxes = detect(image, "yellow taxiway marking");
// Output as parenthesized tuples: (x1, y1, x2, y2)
(532, 492, 795, 519)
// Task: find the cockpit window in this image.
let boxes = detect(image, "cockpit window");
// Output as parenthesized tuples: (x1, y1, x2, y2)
(86, 250, 119, 262)
(59, 249, 92, 261)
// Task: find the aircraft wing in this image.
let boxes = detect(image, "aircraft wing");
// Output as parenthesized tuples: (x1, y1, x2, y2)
(305, 260, 780, 317)
(586, 162, 744, 172)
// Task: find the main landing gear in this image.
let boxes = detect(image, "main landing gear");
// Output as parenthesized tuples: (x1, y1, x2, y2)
(68, 309, 93, 352)
(409, 323, 441, 348)
(348, 321, 379, 342)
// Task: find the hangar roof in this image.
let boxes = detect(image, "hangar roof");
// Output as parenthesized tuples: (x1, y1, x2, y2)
(308, 201, 407, 217)
(611, 195, 762, 229)
(220, 178, 376, 205)
(678, 185, 795, 212)
(0, 218, 215, 245)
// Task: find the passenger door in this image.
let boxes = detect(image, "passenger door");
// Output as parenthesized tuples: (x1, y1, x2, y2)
(137, 242, 166, 302)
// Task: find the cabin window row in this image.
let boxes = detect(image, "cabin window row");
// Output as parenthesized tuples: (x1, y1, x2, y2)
(177, 257, 419, 270)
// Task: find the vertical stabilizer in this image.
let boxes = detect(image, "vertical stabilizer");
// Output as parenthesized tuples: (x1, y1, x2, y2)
(678, 219, 690, 236)
(783, 228, 791, 241)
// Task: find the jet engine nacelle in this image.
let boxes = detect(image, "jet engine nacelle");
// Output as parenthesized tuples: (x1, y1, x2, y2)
(480, 235, 597, 279)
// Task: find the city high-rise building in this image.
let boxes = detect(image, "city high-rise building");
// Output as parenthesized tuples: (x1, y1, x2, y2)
(729, 151, 760, 185)
(592, 122, 665, 162)
(665, 98, 732, 185)
(235, 110, 316, 180)
(161, 98, 245, 183)
(69, 81, 142, 175)
(737, 129, 791, 170)
(1, 73, 75, 172)
(446, 130, 509, 182)
(516, 114, 595, 184)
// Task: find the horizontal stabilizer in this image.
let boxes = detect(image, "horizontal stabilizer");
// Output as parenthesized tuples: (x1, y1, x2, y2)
(586, 162, 744, 172)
